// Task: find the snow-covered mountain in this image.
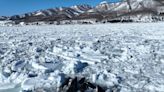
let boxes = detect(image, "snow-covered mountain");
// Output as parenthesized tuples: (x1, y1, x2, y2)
(0, 16, 8, 20)
(7, 0, 164, 23)
(10, 4, 92, 22)
(96, 0, 164, 13)
(92, 0, 164, 22)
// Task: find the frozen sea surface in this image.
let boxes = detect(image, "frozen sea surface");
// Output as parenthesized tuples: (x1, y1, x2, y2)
(0, 22, 164, 92)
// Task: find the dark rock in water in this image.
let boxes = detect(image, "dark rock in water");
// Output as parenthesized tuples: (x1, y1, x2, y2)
(78, 77, 97, 91)
(35, 55, 39, 59)
(79, 45, 84, 50)
(116, 76, 123, 84)
(78, 77, 85, 84)
(87, 82, 96, 89)
(60, 77, 71, 89)
(28, 73, 38, 78)
(110, 85, 121, 92)
(11, 69, 17, 73)
(67, 77, 78, 92)
(97, 85, 105, 92)
(28, 42, 33, 46)
(76, 54, 81, 58)
(80, 83, 88, 92)
(36, 47, 43, 53)
(59, 73, 66, 85)
(60, 76, 106, 92)
(22, 90, 33, 92)
(59, 77, 77, 92)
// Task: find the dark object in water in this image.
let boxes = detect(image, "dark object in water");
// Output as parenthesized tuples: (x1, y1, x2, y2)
(28, 42, 33, 46)
(67, 77, 78, 92)
(97, 85, 105, 92)
(28, 73, 38, 78)
(60, 77, 71, 89)
(59, 77, 105, 92)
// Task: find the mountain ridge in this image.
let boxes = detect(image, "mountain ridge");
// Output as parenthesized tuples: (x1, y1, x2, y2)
(2, 0, 164, 24)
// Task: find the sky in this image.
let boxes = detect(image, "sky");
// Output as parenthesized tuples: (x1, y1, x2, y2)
(0, 0, 121, 16)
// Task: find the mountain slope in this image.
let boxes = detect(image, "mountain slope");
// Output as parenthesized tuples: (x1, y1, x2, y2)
(10, 4, 92, 22)
(0, 16, 8, 21)
(8, 0, 164, 23)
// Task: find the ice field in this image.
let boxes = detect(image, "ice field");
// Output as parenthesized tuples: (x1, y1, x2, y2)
(0, 22, 164, 92)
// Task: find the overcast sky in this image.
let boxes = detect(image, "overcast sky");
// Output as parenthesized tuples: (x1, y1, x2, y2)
(0, 0, 121, 16)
